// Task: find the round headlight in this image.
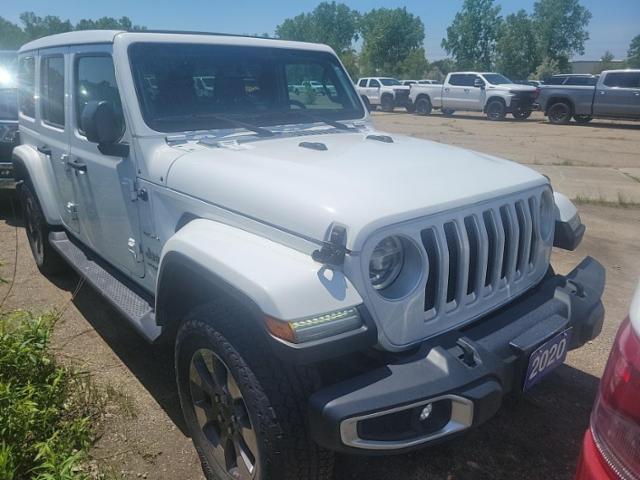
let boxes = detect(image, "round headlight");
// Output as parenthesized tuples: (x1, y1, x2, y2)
(369, 236, 404, 290)
(540, 190, 555, 241)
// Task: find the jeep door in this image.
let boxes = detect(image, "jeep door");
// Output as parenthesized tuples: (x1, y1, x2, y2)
(67, 45, 144, 278)
(25, 48, 80, 233)
(594, 72, 640, 118)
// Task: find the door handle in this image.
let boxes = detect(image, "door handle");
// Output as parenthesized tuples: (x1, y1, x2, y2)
(444, 88, 450, 92)
(37, 145, 51, 156)
(464, 88, 470, 93)
(599, 91, 605, 95)
(634, 92, 640, 96)
(67, 159, 87, 174)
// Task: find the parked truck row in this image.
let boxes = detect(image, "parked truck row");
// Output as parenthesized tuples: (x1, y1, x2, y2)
(356, 70, 640, 124)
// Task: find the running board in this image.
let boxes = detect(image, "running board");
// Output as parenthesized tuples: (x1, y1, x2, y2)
(49, 231, 161, 342)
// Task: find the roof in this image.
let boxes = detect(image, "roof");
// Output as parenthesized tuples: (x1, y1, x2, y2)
(20, 30, 123, 52)
(19, 30, 335, 54)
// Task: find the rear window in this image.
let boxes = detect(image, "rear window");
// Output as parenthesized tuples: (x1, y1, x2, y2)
(41, 56, 65, 127)
(546, 76, 567, 85)
(603, 72, 640, 88)
(565, 76, 596, 86)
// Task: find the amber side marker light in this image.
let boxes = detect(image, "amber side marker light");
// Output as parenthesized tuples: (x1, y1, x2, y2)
(264, 307, 362, 344)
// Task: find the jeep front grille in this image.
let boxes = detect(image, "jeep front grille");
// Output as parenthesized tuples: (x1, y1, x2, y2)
(419, 192, 547, 320)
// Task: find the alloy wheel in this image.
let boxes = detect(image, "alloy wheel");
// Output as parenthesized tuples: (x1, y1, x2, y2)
(189, 348, 259, 480)
(24, 195, 44, 265)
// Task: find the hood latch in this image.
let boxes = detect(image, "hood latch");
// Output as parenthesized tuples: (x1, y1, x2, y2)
(312, 225, 350, 267)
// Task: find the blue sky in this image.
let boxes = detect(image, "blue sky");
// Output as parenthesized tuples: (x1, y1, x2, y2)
(3, 0, 639, 60)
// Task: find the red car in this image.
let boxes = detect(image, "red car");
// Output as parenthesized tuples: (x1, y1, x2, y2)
(576, 284, 640, 479)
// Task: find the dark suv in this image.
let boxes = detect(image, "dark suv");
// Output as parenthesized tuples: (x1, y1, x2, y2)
(0, 51, 18, 186)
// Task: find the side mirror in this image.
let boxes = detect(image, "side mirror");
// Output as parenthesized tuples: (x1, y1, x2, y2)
(81, 101, 123, 144)
(474, 78, 485, 88)
(81, 101, 128, 156)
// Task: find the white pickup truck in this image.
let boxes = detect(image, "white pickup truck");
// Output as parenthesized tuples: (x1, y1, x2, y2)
(409, 72, 539, 120)
(356, 77, 412, 112)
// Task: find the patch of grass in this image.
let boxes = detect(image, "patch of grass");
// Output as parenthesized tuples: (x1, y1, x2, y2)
(0, 311, 102, 480)
(572, 193, 640, 209)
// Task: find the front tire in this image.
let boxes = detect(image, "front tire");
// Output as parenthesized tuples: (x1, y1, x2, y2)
(176, 302, 333, 480)
(19, 180, 67, 275)
(486, 99, 506, 121)
(547, 101, 572, 125)
(512, 109, 531, 120)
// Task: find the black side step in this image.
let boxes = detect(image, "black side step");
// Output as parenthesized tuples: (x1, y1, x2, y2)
(49, 231, 161, 342)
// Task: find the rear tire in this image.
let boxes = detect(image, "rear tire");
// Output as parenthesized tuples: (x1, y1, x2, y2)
(415, 97, 432, 116)
(547, 101, 572, 125)
(486, 99, 506, 121)
(19, 180, 67, 276)
(573, 114, 593, 124)
(176, 302, 333, 480)
(380, 94, 394, 113)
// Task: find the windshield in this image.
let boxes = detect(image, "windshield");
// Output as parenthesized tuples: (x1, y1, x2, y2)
(379, 78, 401, 86)
(482, 73, 513, 85)
(129, 43, 364, 133)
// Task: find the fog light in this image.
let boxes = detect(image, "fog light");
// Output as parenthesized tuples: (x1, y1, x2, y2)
(419, 403, 433, 421)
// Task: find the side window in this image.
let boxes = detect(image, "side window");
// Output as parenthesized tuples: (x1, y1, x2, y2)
(565, 77, 592, 86)
(369, 79, 380, 88)
(467, 75, 480, 86)
(41, 56, 65, 127)
(546, 76, 565, 85)
(75, 55, 124, 136)
(448, 74, 464, 86)
(603, 72, 640, 88)
(18, 56, 35, 118)
(358, 79, 367, 87)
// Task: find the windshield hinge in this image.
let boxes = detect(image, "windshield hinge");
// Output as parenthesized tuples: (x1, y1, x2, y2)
(312, 224, 350, 267)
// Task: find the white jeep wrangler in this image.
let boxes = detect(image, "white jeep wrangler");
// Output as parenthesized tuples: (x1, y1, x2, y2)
(14, 31, 604, 480)
(355, 77, 412, 112)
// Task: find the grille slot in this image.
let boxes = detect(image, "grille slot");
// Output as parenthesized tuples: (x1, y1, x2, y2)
(419, 190, 548, 319)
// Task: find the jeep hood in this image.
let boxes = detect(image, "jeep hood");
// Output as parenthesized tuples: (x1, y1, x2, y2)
(165, 131, 546, 250)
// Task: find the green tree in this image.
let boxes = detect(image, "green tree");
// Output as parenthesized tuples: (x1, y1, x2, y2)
(0, 17, 27, 49)
(627, 34, 640, 68)
(495, 10, 538, 79)
(534, 56, 560, 80)
(532, 0, 592, 72)
(431, 58, 457, 76)
(398, 48, 429, 79)
(339, 50, 360, 80)
(592, 51, 622, 73)
(276, 2, 360, 55)
(19, 12, 73, 40)
(441, 0, 502, 70)
(359, 7, 425, 77)
(75, 16, 145, 31)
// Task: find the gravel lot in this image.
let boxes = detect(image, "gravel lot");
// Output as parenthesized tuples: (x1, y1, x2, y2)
(0, 111, 638, 479)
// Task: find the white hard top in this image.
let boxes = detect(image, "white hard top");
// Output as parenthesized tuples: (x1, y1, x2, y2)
(19, 30, 335, 54)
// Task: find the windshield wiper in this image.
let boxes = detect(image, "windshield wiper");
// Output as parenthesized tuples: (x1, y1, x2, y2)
(290, 110, 354, 131)
(154, 113, 275, 137)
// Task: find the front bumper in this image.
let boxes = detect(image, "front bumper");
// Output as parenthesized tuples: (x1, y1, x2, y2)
(309, 256, 605, 454)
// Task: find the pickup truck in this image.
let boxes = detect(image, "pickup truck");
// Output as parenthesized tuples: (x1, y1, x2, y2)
(356, 77, 412, 112)
(537, 69, 640, 124)
(409, 72, 539, 120)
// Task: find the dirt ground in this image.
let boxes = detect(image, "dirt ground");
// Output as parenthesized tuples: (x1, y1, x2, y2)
(1, 110, 639, 480)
